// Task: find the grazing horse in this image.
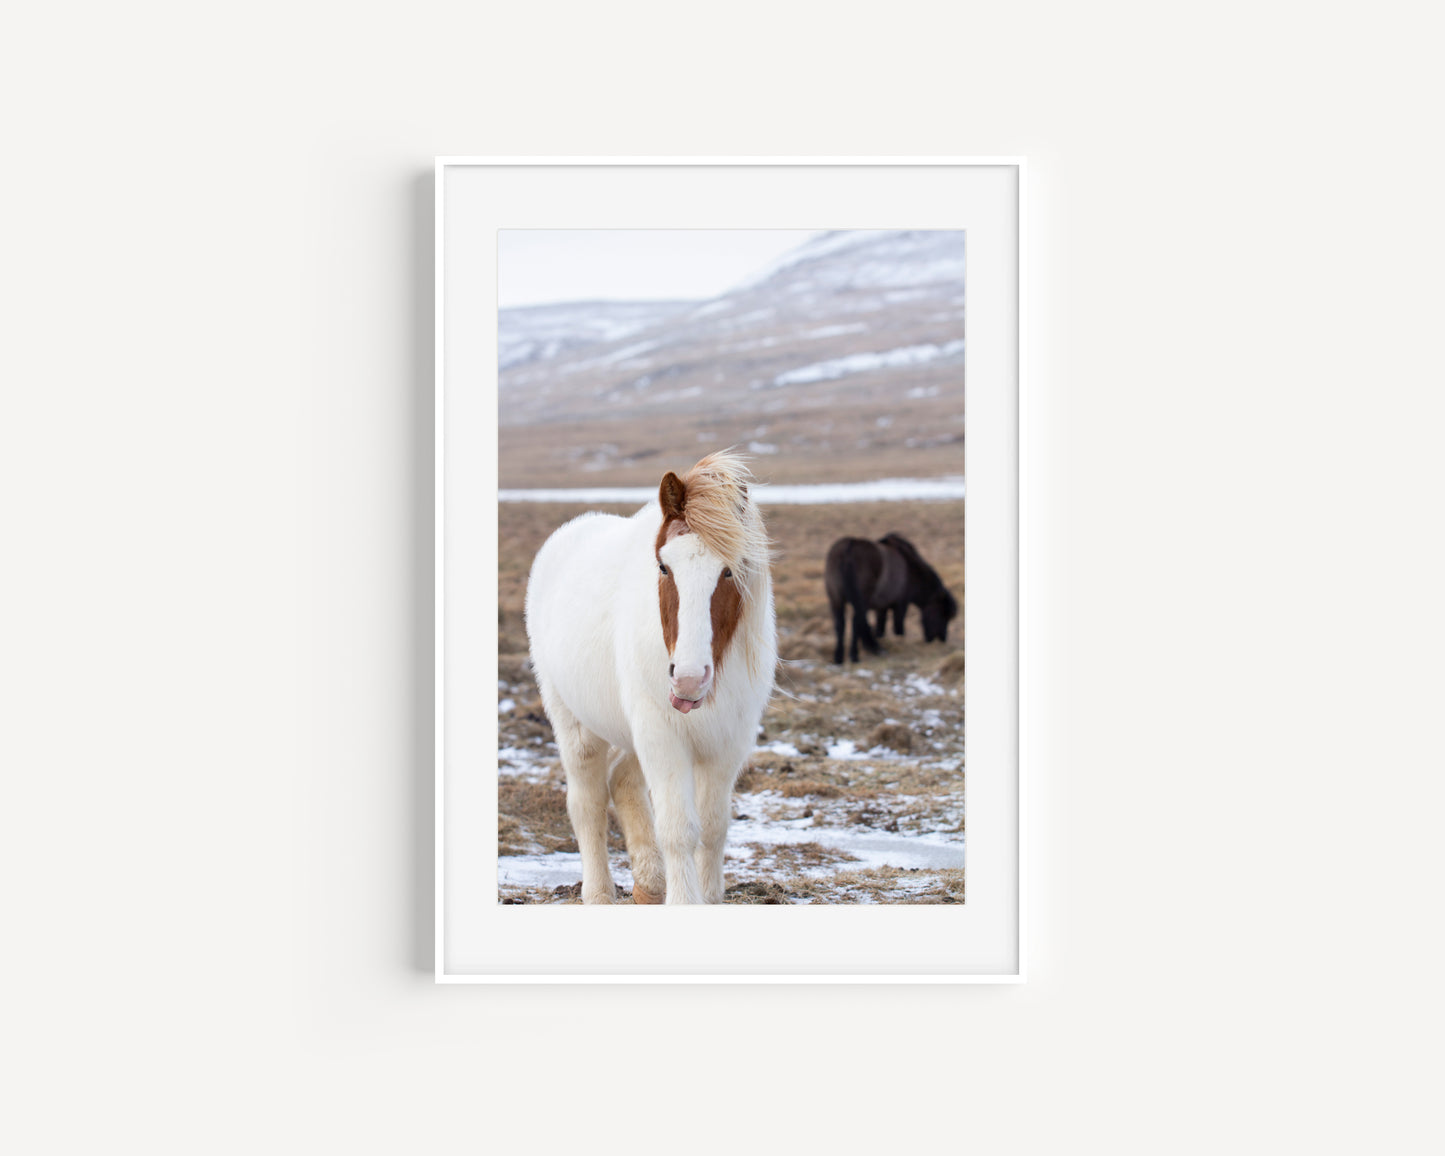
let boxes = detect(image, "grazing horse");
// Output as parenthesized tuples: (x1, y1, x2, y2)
(525, 450, 777, 904)
(824, 532, 958, 663)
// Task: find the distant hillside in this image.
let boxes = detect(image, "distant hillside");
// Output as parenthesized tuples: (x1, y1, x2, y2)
(498, 230, 965, 488)
(499, 300, 694, 371)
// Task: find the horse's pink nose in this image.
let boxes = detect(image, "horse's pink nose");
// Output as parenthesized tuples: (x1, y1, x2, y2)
(670, 662, 711, 700)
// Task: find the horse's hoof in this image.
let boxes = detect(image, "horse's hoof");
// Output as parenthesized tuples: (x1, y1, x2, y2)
(632, 884, 664, 904)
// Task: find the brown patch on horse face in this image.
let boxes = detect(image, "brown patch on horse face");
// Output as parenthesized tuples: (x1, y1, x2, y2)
(658, 571, 678, 655)
(656, 514, 691, 657)
(710, 572, 743, 671)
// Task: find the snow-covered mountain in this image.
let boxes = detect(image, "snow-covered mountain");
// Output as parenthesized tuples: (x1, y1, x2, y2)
(498, 300, 693, 371)
(497, 230, 965, 487)
(729, 229, 965, 295)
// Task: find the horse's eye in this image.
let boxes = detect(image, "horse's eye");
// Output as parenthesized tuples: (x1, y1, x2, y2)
(659, 562, 669, 575)
(722, 567, 732, 579)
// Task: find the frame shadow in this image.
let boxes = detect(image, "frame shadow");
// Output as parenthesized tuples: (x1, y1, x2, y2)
(409, 169, 436, 974)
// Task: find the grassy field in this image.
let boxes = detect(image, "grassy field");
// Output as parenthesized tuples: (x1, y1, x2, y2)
(496, 497, 965, 904)
(497, 400, 965, 489)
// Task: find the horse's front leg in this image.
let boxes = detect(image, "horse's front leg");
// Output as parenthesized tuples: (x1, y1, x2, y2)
(636, 736, 705, 905)
(608, 750, 667, 904)
(540, 678, 615, 904)
(693, 761, 739, 904)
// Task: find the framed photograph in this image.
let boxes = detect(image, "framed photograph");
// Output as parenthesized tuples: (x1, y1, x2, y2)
(435, 158, 1024, 981)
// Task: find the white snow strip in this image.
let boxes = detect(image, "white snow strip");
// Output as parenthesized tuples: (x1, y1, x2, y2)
(597, 339, 661, 366)
(499, 477, 964, 505)
(822, 738, 908, 761)
(729, 807, 965, 871)
(768, 339, 966, 387)
(499, 853, 636, 892)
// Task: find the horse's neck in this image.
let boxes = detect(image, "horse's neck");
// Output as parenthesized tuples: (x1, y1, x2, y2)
(893, 545, 941, 592)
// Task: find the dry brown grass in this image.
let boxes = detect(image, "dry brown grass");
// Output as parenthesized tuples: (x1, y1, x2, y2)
(500, 417, 963, 489)
(497, 776, 627, 859)
(717, 867, 966, 905)
(735, 767, 845, 798)
(738, 840, 860, 872)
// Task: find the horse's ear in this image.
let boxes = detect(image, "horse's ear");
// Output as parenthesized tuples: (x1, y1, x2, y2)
(659, 472, 686, 520)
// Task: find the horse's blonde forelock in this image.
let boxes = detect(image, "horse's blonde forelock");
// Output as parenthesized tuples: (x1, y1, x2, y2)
(676, 448, 772, 599)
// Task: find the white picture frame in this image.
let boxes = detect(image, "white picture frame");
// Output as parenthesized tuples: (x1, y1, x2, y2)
(435, 157, 1025, 982)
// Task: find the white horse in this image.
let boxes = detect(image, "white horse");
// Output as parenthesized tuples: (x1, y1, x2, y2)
(524, 450, 777, 904)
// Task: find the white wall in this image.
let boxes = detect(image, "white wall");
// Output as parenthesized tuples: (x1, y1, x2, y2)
(3, 2, 1441, 1152)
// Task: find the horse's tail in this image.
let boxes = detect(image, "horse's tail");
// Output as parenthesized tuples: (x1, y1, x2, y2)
(825, 539, 870, 611)
(838, 547, 867, 614)
(825, 538, 880, 659)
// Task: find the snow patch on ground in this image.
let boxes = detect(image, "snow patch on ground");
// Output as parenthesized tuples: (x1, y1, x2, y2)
(499, 852, 637, 892)
(498, 745, 554, 781)
(803, 322, 869, 339)
(824, 738, 908, 760)
(729, 804, 964, 871)
(905, 673, 948, 697)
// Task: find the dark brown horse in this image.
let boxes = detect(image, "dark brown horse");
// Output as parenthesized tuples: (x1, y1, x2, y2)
(824, 532, 958, 663)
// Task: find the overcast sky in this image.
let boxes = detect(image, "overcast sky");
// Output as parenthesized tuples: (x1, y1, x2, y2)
(497, 229, 822, 309)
